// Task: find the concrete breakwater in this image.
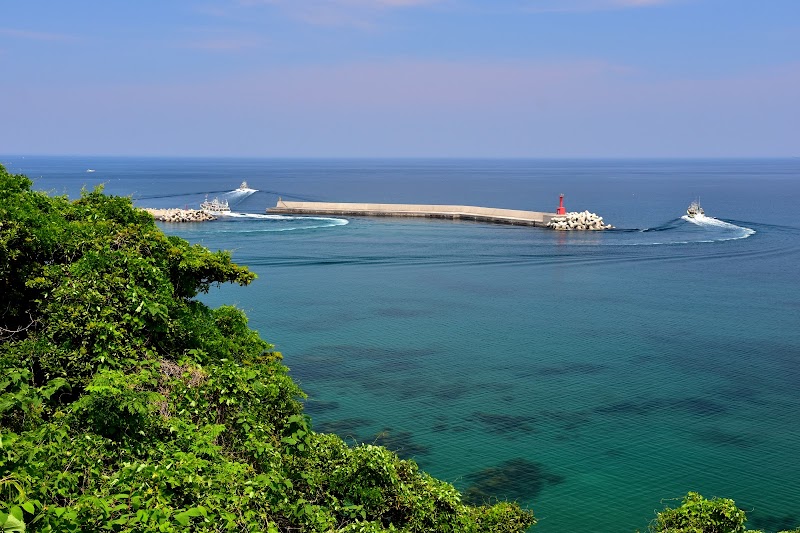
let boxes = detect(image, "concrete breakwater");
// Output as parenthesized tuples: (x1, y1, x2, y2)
(143, 201, 612, 229)
(267, 200, 555, 227)
(547, 211, 612, 231)
(143, 208, 216, 223)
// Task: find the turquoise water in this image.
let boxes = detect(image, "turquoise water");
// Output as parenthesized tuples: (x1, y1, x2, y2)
(5, 156, 800, 532)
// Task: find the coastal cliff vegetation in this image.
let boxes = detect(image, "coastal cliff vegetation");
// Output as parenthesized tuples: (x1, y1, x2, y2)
(0, 163, 797, 533)
(0, 165, 532, 532)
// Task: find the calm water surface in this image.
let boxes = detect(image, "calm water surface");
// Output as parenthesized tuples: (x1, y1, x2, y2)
(5, 156, 799, 533)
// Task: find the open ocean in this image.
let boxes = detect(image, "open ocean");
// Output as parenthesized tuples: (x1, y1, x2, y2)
(4, 156, 799, 533)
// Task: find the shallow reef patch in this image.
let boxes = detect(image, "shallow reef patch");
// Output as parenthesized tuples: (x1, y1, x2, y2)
(302, 399, 340, 416)
(692, 427, 758, 448)
(314, 417, 374, 439)
(369, 427, 431, 459)
(748, 512, 799, 533)
(469, 412, 537, 437)
(462, 458, 564, 506)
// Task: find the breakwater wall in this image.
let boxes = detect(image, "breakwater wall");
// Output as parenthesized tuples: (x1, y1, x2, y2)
(267, 200, 555, 227)
(547, 211, 612, 230)
(143, 208, 216, 223)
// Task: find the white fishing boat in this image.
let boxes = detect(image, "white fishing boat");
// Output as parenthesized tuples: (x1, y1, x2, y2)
(237, 181, 249, 191)
(686, 199, 704, 218)
(200, 195, 230, 212)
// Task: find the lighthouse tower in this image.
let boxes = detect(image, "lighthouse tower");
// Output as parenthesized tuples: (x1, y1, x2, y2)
(556, 194, 566, 215)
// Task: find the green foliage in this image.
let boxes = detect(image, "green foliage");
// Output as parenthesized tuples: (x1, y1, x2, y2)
(650, 492, 748, 533)
(0, 164, 535, 532)
(70, 369, 162, 441)
(0, 513, 26, 532)
(648, 492, 800, 533)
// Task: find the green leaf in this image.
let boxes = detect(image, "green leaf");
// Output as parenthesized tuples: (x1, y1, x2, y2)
(8, 507, 23, 522)
(1, 513, 26, 532)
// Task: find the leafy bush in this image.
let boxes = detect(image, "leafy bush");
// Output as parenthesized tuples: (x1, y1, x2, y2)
(649, 492, 799, 533)
(650, 492, 747, 533)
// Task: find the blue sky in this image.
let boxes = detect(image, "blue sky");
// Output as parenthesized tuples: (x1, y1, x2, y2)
(2, 0, 798, 157)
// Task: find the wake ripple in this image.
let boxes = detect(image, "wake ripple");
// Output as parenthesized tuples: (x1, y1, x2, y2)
(681, 213, 752, 230)
(219, 188, 258, 204)
(680, 214, 755, 240)
(612, 215, 755, 246)
(212, 211, 349, 232)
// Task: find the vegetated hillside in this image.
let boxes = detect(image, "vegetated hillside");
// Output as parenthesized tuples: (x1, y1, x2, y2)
(0, 164, 534, 532)
(1, 164, 796, 533)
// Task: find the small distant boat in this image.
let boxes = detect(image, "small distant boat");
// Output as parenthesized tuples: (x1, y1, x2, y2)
(200, 195, 230, 212)
(237, 181, 249, 191)
(686, 199, 704, 218)
(86, 169, 96, 173)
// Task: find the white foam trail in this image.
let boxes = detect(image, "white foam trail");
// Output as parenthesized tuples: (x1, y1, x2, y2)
(213, 211, 349, 230)
(614, 215, 756, 246)
(220, 189, 258, 203)
(681, 214, 755, 241)
(220, 212, 348, 224)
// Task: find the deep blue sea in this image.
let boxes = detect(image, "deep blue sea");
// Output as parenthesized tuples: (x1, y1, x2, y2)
(4, 156, 799, 533)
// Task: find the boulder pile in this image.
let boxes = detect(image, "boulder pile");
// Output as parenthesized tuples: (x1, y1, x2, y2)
(548, 211, 612, 231)
(144, 208, 216, 223)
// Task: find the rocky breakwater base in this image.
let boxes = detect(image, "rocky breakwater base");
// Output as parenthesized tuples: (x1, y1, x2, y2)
(142, 208, 216, 222)
(547, 211, 612, 231)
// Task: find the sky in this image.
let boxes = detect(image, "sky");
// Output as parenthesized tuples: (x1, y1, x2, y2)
(1, 0, 798, 157)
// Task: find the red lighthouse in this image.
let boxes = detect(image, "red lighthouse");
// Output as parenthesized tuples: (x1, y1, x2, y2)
(556, 194, 566, 215)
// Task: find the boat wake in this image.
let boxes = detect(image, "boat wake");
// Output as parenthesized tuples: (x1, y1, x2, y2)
(607, 216, 755, 246)
(219, 187, 258, 204)
(680, 214, 756, 241)
(211, 212, 349, 231)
